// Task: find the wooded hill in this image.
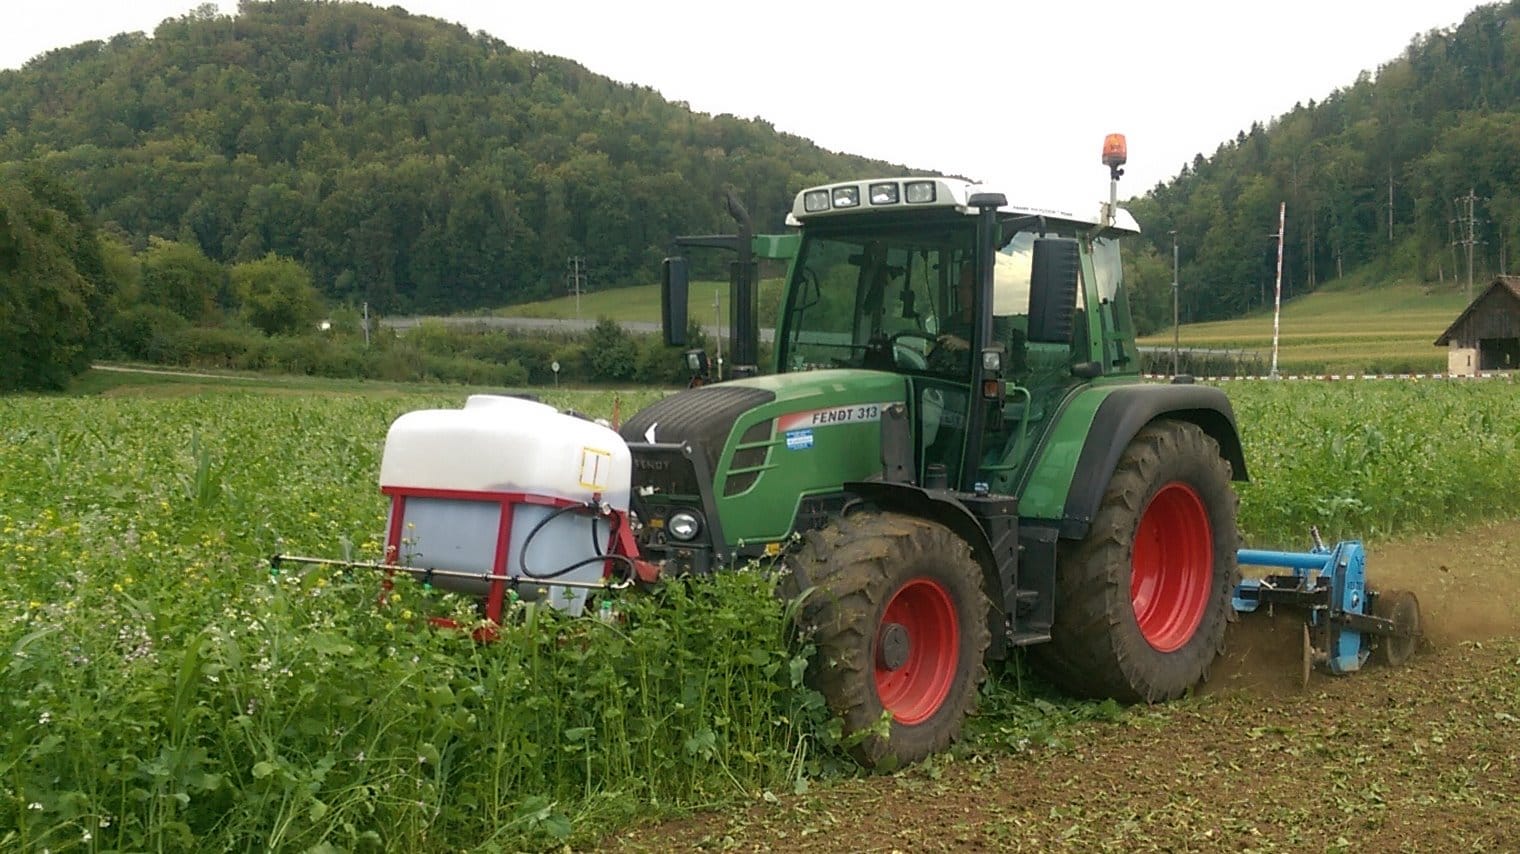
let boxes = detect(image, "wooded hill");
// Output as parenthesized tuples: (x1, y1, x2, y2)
(7, 1, 1519, 328)
(1121, 1, 1520, 331)
(0, 0, 908, 314)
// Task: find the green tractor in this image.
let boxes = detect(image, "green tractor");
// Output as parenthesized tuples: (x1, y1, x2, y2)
(620, 137, 1246, 767)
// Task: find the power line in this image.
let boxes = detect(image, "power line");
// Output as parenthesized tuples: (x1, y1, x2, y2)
(565, 256, 587, 319)
(1451, 190, 1482, 302)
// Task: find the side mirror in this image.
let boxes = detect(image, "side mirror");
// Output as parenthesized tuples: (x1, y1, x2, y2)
(683, 348, 711, 385)
(661, 257, 689, 346)
(1026, 238, 1080, 345)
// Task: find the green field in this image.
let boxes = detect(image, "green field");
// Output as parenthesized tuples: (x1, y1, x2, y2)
(497, 278, 784, 325)
(498, 276, 778, 322)
(494, 280, 675, 322)
(1140, 281, 1470, 374)
(5, 370, 1519, 848)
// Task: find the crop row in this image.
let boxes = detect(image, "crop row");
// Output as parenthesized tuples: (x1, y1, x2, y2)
(1, 379, 1516, 848)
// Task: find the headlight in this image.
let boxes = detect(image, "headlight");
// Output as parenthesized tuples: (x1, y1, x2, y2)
(831, 186, 860, 208)
(904, 181, 937, 204)
(803, 190, 831, 212)
(869, 182, 899, 205)
(667, 510, 702, 542)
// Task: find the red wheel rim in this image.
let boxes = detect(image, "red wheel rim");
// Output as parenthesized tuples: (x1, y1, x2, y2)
(874, 578, 959, 726)
(1130, 482, 1213, 653)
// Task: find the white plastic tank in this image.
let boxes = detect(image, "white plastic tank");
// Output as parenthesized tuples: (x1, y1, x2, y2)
(379, 395, 633, 616)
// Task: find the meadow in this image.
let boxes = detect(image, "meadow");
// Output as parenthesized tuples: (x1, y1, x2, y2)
(3, 373, 1518, 849)
(1136, 281, 1470, 375)
(499, 277, 1471, 375)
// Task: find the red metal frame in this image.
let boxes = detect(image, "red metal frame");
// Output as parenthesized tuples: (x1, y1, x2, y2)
(379, 485, 648, 636)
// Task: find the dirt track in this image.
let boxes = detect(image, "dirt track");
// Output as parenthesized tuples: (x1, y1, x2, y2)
(614, 520, 1520, 852)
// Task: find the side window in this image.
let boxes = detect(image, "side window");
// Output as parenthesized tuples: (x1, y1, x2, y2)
(994, 235, 1034, 318)
(787, 241, 863, 370)
(1091, 237, 1121, 301)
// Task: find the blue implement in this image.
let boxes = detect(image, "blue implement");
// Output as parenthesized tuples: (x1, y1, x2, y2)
(1233, 533, 1415, 676)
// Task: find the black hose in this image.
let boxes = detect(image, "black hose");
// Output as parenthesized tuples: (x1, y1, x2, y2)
(518, 501, 635, 584)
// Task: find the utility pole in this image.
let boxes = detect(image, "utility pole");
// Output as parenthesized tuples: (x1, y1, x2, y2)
(1270, 202, 1286, 380)
(566, 256, 587, 320)
(1452, 190, 1480, 302)
(1170, 230, 1180, 376)
(362, 301, 370, 347)
(712, 288, 723, 382)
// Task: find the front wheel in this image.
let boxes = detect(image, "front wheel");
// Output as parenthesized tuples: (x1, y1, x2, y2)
(1033, 420, 1238, 702)
(783, 511, 990, 768)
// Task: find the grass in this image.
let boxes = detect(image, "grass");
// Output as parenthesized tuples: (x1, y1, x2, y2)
(0, 389, 803, 851)
(493, 278, 787, 325)
(1140, 280, 1472, 373)
(7, 369, 1520, 848)
(493, 280, 676, 322)
(1226, 378, 1520, 544)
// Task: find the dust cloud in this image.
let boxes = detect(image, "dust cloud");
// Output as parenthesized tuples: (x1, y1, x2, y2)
(1205, 518, 1520, 696)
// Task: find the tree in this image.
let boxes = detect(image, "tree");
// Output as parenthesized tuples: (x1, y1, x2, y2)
(0, 173, 97, 390)
(230, 253, 324, 335)
(139, 238, 223, 322)
(583, 317, 637, 381)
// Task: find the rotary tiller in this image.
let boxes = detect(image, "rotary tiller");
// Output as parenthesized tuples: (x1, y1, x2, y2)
(1233, 528, 1422, 684)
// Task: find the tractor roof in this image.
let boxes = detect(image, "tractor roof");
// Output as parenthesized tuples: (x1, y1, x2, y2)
(788, 176, 1141, 235)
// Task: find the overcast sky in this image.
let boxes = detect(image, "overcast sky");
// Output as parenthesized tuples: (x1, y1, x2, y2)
(0, 0, 1491, 205)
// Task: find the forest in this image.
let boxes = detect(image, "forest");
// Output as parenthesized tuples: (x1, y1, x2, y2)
(1122, 1, 1520, 330)
(7, 0, 1520, 389)
(0, 0, 908, 316)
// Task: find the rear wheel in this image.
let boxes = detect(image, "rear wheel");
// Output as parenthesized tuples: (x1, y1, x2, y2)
(784, 511, 990, 768)
(1034, 420, 1238, 702)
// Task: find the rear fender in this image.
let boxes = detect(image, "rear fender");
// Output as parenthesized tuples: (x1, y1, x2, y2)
(1057, 385, 1247, 540)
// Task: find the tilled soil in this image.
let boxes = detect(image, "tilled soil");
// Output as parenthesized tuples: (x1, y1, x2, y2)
(613, 520, 1520, 852)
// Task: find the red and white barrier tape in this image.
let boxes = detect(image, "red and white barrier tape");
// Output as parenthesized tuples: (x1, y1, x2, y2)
(1142, 373, 1517, 382)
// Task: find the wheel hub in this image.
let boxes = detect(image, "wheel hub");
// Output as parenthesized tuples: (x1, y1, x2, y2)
(874, 578, 960, 726)
(876, 622, 911, 671)
(1130, 481, 1213, 653)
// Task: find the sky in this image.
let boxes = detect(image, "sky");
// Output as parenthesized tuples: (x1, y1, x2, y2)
(0, 0, 1492, 206)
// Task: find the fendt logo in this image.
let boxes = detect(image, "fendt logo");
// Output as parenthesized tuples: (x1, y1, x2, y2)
(777, 402, 895, 432)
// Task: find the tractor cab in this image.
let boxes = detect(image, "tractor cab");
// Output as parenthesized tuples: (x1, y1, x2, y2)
(772, 178, 1142, 493)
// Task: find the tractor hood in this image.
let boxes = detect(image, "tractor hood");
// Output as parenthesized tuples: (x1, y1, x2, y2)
(620, 370, 908, 466)
(620, 370, 910, 546)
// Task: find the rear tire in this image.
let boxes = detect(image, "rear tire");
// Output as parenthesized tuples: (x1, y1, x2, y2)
(784, 511, 990, 768)
(1033, 420, 1238, 702)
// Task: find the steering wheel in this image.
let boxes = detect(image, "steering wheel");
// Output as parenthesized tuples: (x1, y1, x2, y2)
(887, 330, 937, 370)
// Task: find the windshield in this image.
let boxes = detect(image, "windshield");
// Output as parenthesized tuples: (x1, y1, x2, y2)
(781, 223, 974, 373)
(780, 219, 1088, 375)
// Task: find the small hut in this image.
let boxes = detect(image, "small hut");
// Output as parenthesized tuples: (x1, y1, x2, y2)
(1434, 277, 1520, 375)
